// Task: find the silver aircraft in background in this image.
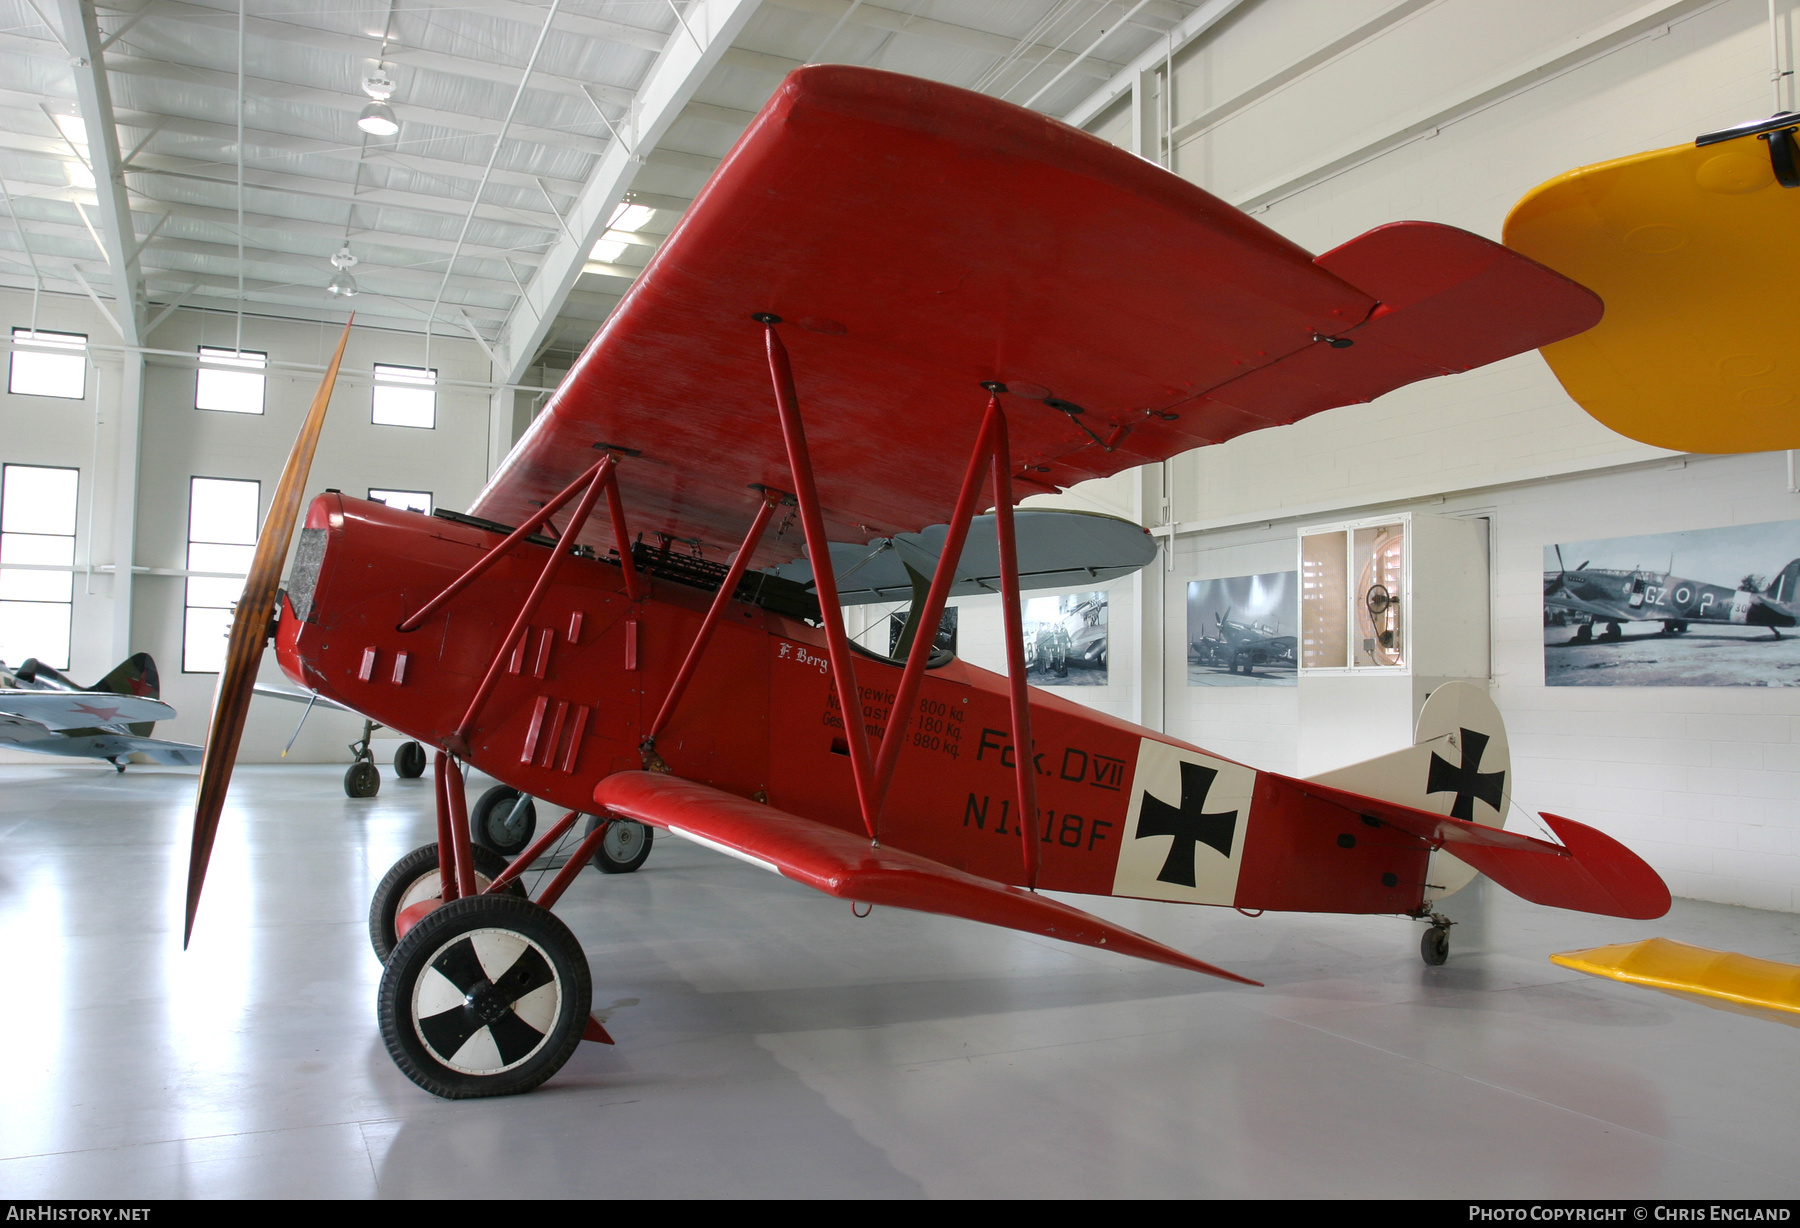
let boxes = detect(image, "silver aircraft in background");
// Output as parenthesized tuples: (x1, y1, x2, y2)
(0, 652, 201, 770)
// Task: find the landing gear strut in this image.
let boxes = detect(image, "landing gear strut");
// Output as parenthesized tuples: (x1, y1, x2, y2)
(344, 718, 381, 798)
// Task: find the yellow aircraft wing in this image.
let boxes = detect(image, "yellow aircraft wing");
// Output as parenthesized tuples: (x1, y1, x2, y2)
(1504, 116, 1800, 453)
(1551, 936, 1800, 1027)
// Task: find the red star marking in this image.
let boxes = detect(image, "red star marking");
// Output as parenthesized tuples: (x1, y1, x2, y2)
(71, 702, 122, 722)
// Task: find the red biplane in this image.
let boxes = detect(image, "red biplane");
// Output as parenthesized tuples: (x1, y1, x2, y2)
(183, 66, 1669, 1099)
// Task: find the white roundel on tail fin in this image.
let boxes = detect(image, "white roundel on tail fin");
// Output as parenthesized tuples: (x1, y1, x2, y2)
(1304, 680, 1512, 903)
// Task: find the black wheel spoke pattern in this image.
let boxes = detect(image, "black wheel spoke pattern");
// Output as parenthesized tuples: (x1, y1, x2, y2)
(414, 928, 560, 1074)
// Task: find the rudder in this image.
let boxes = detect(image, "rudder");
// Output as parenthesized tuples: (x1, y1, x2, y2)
(92, 652, 160, 736)
(1306, 680, 1512, 904)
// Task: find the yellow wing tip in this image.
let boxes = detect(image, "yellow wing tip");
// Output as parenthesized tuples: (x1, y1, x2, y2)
(1552, 937, 1800, 1024)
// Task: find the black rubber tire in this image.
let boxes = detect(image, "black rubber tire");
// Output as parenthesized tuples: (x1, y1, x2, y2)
(585, 814, 653, 874)
(394, 741, 427, 778)
(345, 760, 380, 798)
(368, 842, 524, 963)
(1421, 925, 1450, 967)
(378, 894, 592, 1100)
(470, 785, 538, 857)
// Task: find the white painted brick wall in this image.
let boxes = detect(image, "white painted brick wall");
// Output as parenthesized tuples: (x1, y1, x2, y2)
(1042, 0, 1800, 910)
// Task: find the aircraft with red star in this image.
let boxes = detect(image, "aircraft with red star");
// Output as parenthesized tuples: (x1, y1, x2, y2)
(0, 653, 200, 771)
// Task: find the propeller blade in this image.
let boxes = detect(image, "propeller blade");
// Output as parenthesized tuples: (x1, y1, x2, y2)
(184, 317, 353, 946)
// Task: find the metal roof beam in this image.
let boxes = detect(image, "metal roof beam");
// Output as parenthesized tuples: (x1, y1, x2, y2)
(94, 51, 614, 158)
(766, 0, 1122, 80)
(1061, 0, 1249, 129)
(135, 198, 550, 266)
(140, 267, 512, 319)
(142, 235, 523, 295)
(124, 151, 564, 232)
(492, 0, 761, 384)
(476, 0, 669, 53)
(0, 93, 598, 199)
(96, 1, 642, 108)
(53, 0, 143, 345)
(0, 173, 553, 265)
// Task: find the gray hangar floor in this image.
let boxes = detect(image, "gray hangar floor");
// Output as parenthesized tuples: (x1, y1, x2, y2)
(1, 762, 1797, 1199)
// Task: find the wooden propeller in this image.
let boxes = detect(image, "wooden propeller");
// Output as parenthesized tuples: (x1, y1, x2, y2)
(184, 317, 353, 946)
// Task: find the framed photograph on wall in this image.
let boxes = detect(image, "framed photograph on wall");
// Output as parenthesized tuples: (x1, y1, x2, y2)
(1187, 572, 1298, 686)
(1545, 518, 1800, 686)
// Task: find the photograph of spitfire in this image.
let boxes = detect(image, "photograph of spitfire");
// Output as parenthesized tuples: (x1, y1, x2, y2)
(1021, 591, 1107, 685)
(1187, 572, 1298, 686)
(1545, 518, 1800, 686)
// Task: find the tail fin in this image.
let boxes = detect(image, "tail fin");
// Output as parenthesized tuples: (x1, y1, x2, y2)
(1307, 680, 1511, 903)
(91, 653, 160, 736)
(1765, 559, 1800, 607)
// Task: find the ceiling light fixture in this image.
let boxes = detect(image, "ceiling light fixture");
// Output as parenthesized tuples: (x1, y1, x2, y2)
(357, 100, 399, 136)
(357, 71, 399, 136)
(327, 247, 360, 297)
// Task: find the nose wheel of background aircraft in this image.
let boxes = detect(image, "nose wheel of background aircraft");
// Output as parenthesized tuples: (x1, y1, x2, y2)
(344, 760, 380, 797)
(378, 894, 592, 1099)
(368, 842, 523, 962)
(344, 718, 381, 797)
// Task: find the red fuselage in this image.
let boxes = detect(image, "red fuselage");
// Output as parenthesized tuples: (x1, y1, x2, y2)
(280, 494, 1428, 913)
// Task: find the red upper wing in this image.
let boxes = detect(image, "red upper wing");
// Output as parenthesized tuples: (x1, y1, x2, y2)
(475, 66, 1599, 564)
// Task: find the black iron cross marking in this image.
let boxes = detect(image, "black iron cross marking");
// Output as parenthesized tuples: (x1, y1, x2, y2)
(1136, 761, 1239, 888)
(1426, 727, 1506, 821)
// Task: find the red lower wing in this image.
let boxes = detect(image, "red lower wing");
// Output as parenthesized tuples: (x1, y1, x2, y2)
(594, 771, 1259, 985)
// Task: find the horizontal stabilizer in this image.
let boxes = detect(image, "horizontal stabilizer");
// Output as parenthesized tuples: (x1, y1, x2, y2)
(594, 771, 1258, 985)
(1284, 780, 1670, 919)
(1552, 937, 1800, 1027)
(118, 737, 204, 766)
(0, 690, 175, 730)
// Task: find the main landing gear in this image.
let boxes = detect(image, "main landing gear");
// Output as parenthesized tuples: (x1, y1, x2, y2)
(368, 841, 522, 962)
(378, 894, 592, 1099)
(372, 759, 655, 1098)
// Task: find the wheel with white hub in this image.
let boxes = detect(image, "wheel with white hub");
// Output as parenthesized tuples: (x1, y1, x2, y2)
(368, 842, 523, 963)
(379, 894, 591, 1099)
(585, 814, 653, 873)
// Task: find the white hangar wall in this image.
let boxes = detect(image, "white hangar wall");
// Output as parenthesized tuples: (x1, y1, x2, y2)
(0, 287, 494, 764)
(976, 0, 1800, 913)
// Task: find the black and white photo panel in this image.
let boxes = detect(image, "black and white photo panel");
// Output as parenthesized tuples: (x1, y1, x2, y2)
(1022, 591, 1108, 687)
(1187, 572, 1298, 687)
(1545, 518, 1800, 686)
